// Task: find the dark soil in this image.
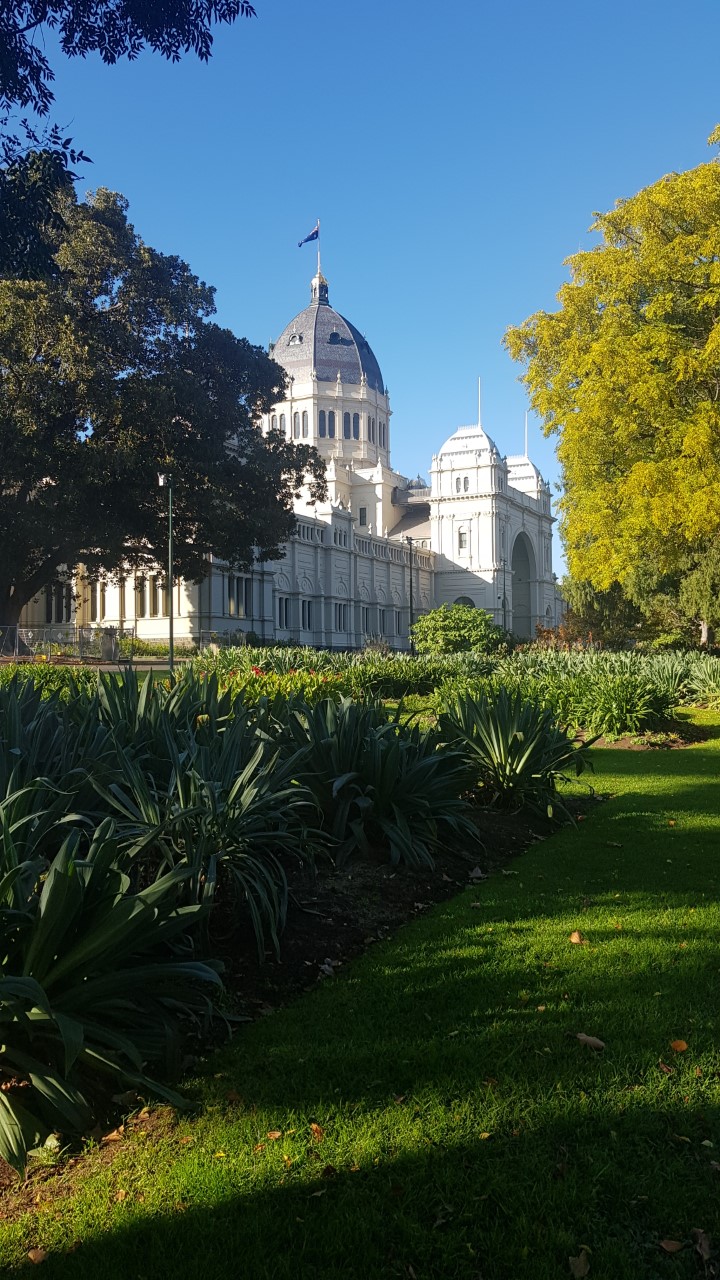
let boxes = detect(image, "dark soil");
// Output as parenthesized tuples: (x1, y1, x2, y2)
(210, 801, 596, 1020)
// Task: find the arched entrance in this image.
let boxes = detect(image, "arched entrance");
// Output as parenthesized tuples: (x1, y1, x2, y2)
(454, 596, 475, 608)
(510, 533, 536, 638)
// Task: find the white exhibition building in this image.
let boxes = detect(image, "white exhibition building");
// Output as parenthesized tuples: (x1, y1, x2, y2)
(21, 267, 560, 648)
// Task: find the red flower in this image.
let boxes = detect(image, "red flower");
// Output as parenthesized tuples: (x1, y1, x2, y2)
(251, 666, 265, 676)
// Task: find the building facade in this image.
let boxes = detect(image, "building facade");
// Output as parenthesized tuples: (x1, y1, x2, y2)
(20, 270, 559, 647)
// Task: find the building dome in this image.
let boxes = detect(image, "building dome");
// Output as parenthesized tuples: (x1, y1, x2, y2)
(436, 424, 497, 456)
(270, 273, 385, 393)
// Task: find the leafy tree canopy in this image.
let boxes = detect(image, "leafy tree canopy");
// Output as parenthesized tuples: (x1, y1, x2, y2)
(0, 184, 325, 625)
(1, 0, 256, 119)
(410, 604, 506, 654)
(505, 133, 720, 599)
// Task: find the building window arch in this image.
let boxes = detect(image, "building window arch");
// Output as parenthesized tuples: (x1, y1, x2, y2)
(319, 409, 326, 437)
(328, 410, 336, 438)
(271, 414, 277, 431)
(343, 411, 351, 438)
(463, 475, 469, 492)
(455, 595, 475, 607)
(352, 412, 360, 439)
(302, 410, 308, 437)
(293, 411, 300, 438)
(279, 413, 286, 434)
(455, 476, 461, 493)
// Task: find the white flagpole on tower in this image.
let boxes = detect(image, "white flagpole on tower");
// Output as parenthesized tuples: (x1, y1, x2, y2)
(524, 410, 529, 456)
(477, 377, 482, 429)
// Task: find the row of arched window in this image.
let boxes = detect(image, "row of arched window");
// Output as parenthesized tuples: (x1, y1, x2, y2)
(271, 409, 387, 447)
(455, 475, 471, 493)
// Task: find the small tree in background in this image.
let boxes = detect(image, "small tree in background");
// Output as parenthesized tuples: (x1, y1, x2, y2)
(411, 605, 506, 654)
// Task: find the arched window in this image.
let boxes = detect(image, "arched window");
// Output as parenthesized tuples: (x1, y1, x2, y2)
(455, 476, 461, 493)
(302, 410, 308, 437)
(279, 413, 286, 433)
(292, 412, 299, 438)
(367, 414, 372, 441)
(463, 475, 469, 492)
(319, 410, 326, 437)
(352, 412, 360, 439)
(328, 410, 336, 438)
(343, 412, 351, 439)
(271, 414, 277, 430)
(454, 596, 475, 608)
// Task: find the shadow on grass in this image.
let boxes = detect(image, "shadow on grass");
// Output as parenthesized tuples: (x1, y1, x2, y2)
(18, 731, 720, 1279)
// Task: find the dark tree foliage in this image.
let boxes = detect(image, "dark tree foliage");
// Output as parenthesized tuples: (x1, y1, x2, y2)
(0, 0, 256, 117)
(0, 184, 325, 625)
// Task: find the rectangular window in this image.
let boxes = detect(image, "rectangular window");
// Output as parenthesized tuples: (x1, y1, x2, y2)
(301, 599, 313, 630)
(334, 602, 348, 632)
(150, 575, 160, 617)
(277, 596, 290, 629)
(319, 410, 326, 437)
(227, 573, 236, 617)
(352, 412, 360, 440)
(458, 529, 468, 553)
(343, 412, 351, 439)
(244, 577, 252, 619)
(359, 506, 367, 526)
(395, 610, 402, 636)
(361, 605, 370, 633)
(135, 577, 146, 618)
(302, 410, 308, 438)
(378, 608, 386, 635)
(328, 410, 336, 438)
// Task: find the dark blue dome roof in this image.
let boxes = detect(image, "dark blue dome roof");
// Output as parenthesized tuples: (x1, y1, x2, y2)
(270, 275, 385, 394)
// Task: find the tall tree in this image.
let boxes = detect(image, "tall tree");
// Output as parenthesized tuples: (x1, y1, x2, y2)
(0, 184, 325, 626)
(1, 0, 256, 119)
(505, 132, 720, 636)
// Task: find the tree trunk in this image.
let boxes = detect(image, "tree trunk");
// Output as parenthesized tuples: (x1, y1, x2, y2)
(699, 619, 715, 647)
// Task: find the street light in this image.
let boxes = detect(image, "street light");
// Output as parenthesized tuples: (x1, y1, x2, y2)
(158, 473, 174, 676)
(405, 535, 415, 655)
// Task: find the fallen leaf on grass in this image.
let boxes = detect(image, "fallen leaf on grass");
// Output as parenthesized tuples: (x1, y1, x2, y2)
(569, 930, 587, 945)
(673, 1135, 691, 1144)
(267, 1130, 282, 1140)
(658, 1061, 675, 1075)
(102, 1127, 124, 1143)
(310, 1123, 324, 1142)
(214, 1151, 226, 1159)
(691, 1228, 711, 1260)
(479, 1132, 492, 1140)
(282, 1155, 293, 1168)
(310, 1189, 326, 1198)
(569, 1248, 590, 1276)
(660, 1240, 684, 1254)
(253, 1143, 266, 1154)
(577, 1033, 605, 1051)
(27, 1249, 48, 1265)
(709, 1162, 720, 1172)
(179, 1136, 194, 1146)
(115, 1189, 127, 1202)
(468, 867, 487, 881)
(670, 1040, 688, 1052)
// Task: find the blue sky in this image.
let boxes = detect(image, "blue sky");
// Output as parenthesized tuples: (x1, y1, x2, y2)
(43, 0, 720, 569)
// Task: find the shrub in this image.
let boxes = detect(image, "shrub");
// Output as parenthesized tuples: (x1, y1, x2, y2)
(0, 818, 221, 1173)
(0, 664, 98, 700)
(285, 698, 477, 868)
(438, 687, 591, 817)
(411, 604, 507, 654)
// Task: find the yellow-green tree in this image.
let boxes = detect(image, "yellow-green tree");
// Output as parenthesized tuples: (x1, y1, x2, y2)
(505, 132, 720, 637)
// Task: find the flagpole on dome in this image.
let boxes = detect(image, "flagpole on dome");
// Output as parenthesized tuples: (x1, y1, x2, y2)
(317, 218, 321, 277)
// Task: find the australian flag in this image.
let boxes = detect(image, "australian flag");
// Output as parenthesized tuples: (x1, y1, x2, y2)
(298, 222, 319, 248)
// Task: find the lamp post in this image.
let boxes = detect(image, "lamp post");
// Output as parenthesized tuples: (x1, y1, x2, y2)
(158, 473, 174, 676)
(405, 535, 415, 655)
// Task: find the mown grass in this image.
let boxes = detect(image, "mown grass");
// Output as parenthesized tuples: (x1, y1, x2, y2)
(2, 711, 720, 1278)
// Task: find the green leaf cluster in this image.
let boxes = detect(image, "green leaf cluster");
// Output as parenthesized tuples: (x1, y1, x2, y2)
(505, 139, 720, 606)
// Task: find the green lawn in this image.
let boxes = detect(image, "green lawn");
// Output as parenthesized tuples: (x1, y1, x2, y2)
(3, 711, 720, 1278)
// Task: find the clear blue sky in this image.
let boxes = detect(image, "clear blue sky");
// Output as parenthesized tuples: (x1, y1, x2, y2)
(44, 0, 720, 570)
